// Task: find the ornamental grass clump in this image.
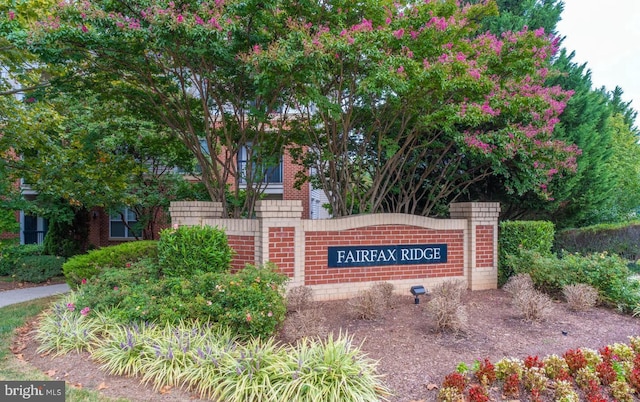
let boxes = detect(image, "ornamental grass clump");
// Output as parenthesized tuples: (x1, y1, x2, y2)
(273, 334, 391, 402)
(209, 337, 288, 402)
(286, 286, 314, 313)
(563, 283, 599, 311)
(502, 273, 535, 295)
(512, 288, 554, 321)
(91, 322, 157, 377)
(426, 280, 468, 333)
(35, 293, 106, 356)
(281, 307, 328, 342)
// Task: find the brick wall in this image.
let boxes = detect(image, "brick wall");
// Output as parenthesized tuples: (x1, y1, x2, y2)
(228, 235, 256, 272)
(304, 225, 464, 286)
(475, 225, 494, 268)
(171, 200, 500, 300)
(268, 227, 295, 277)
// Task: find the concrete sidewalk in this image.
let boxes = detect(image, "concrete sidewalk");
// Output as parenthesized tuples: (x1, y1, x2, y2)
(0, 283, 70, 308)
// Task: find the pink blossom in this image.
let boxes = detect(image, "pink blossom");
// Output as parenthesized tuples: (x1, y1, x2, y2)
(80, 307, 91, 316)
(81, 278, 87, 285)
(397, 65, 405, 74)
(347, 36, 354, 44)
(423, 59, 430, 69)
(253, 44, 261, 54)
(176, 14, 184, 23)
(385, 17, 392, 25)
(208, 17, 221, 30)
(246, 313, 252, 322)
(114, 286, 119, 291)
(81, 25, 88, 33)
(410, 30, 419, 40)
(393, 28, 404, 39)
(455, 52, 466, 62)
(67, 303, 76, 312)
(8, 10, 15, 20)
(195, 15, 204, 25)
(480, 101, 500, 116)
(267, 311, 273, 317)
(351, 18, 372, 32)
(534, 27, 545, 37)
(468, 68, 480, 80)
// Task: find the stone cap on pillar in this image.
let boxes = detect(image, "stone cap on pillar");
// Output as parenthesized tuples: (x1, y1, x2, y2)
(169, 201, 224, 219)
(449, 202, 501, 220)
(255, 200, 303, 219)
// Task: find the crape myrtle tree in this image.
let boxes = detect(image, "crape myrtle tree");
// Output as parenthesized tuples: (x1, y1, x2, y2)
(254, 0, 579, 216)
(465, 0, 640, 227)
(12, 0, 581, 218)
(16, 0, 305, 218)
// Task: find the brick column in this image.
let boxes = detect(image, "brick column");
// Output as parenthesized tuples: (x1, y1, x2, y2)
(255, 200, 304, 286)
(449, 202, 500, 290)
(169, 201, 224, 226)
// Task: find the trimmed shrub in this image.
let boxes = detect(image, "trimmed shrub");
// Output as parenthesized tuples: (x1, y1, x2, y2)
(62, 241, 158, 287)
(0, 243, 44, 276)
(205, 263, 288, 338)
(74, 258, 162, 321)
(14, 255, 65, 283)
(157, 225, 232, 278)
(555, 222, 640, 261)
(499, 220, 555, 286)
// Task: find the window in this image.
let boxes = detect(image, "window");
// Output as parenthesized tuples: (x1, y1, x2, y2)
(238, 145, 283, 184)
(110, 208, 139, 238)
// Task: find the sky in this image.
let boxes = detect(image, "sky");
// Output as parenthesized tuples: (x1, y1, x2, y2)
(556, 0, 640, 115)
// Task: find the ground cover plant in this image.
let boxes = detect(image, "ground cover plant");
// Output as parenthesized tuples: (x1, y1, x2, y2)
(31, 294, 391, 402)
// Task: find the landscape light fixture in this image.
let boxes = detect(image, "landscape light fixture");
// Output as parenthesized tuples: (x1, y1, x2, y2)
(410, 285, 427, 304)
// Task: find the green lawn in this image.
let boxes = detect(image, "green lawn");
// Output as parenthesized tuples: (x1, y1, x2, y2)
(0, 297, 130, 402)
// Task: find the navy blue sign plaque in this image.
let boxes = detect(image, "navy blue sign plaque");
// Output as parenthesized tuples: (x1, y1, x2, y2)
(328, 244, 447, 268)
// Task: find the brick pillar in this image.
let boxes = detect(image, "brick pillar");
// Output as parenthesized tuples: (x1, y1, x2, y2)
(450, 202, 500, 290)
(169, 201, 224, 226)
(255, 200, 304, 286)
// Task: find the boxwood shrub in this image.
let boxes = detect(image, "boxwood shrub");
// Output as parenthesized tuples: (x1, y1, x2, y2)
(0, 243, 44, 276)
(157, 225, 233, 278)
(14, 255, 65, 283)
(62, 241, 158, 288)
(498, 220, 555, 286)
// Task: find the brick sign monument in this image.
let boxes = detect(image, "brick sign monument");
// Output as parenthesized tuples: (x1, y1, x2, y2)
(169, 200, 500, 300)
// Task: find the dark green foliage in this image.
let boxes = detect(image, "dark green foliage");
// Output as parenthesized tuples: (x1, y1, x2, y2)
(42, 208, 90, 258)
(498, 220, 555, 285)
(75, 258, 162, 318)
(14, 255, 65, 283)
(0, 243, 44, 276)
(205, 263, 288, 338)
(505, 249, 640, 312)
(62, 241, 158, 287)
(77, 261, 288, 339)
(158, 225, 232, 277)
(555, 222, 640, 262)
